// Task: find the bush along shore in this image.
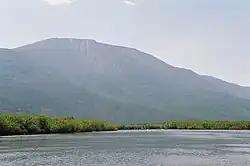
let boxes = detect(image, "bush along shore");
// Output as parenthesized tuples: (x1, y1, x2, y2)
(118, 121, 250, 130)
(0, 114, 117, 136)
(1, 114, 250, 136)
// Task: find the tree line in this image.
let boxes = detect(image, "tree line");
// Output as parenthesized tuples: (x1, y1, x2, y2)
(118, 121, 250, 130)
(0, 113, 117, 136)
(0, 114, 250, 136)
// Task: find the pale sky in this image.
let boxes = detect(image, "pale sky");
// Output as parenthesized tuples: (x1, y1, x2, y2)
(0, 0, 250, 86)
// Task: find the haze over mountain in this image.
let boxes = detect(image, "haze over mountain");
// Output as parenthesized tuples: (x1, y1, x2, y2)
(0, 38, 250, 123)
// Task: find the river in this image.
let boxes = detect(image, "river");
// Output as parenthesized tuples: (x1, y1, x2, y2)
(0, 130, 250, 166)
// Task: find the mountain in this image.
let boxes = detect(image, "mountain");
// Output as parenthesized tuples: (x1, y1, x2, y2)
(0, 38, 250, 123)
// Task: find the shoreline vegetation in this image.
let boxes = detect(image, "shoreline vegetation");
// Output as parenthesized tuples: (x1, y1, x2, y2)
(1, 114, 250, 136)
(0, 114, 116, 136)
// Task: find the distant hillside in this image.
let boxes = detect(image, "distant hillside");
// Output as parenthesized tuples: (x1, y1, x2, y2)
(0, 38, 250, 123)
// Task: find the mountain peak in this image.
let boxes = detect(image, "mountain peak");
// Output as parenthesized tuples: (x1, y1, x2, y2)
(16, 38, 97, 50)
(47, 38, 97, 44)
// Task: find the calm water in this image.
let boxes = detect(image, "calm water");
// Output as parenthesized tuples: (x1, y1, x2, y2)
(0, 130, 250, 166)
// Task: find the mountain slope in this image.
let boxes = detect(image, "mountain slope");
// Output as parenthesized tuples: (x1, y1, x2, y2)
(201, 75, 250, 99)
(0, 38, 250, 123)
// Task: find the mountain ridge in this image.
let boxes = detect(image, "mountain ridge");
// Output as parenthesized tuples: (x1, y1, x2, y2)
(0, 38, 250, 123)
(15, 38, 250, 88)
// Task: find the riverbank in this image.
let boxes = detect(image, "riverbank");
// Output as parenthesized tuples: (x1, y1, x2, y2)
(0, 114, 117, 136)
(0, 114, 250, 136)
(118, 121, 250, 130)
(169, 121, 250, 130)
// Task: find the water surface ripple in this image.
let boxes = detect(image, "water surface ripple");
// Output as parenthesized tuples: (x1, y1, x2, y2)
(0, 130, 250, 166)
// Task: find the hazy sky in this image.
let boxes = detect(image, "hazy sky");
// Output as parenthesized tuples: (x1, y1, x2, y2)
(1, 0, 250, 86)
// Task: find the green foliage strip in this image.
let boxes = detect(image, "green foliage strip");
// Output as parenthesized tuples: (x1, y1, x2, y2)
(0, 114, 117, 136)
(1, 114, 250, 136)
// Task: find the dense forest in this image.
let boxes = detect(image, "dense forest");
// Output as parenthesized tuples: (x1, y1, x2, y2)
(0, 114, 250, 136)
